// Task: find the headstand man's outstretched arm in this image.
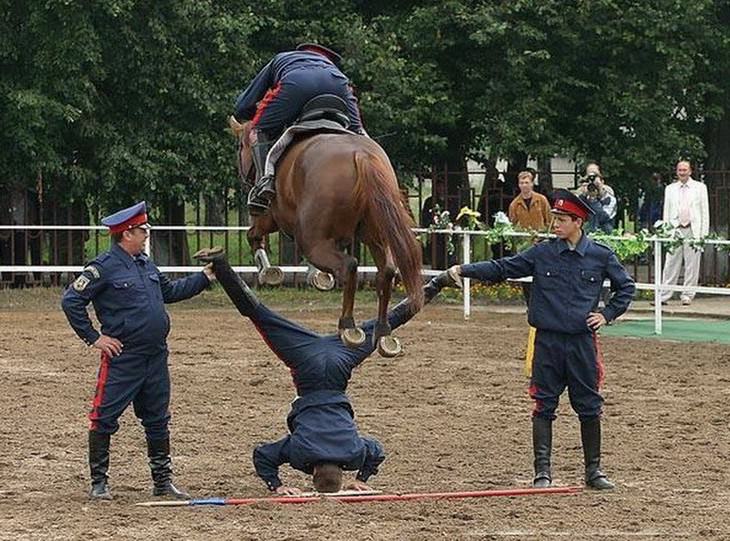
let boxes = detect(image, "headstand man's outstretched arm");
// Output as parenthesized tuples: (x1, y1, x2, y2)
(252, 437, 291, 493)
(356, 437, 385, 483)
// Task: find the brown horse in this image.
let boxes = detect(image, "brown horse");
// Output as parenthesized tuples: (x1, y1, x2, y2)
(229, 117, 423, 357)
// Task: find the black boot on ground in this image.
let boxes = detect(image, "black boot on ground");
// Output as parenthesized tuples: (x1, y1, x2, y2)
(581, 417, 615, 490)
(532, 417, 552, 488)
(147, 437, 191, 499)
(88, 430, 112, 500)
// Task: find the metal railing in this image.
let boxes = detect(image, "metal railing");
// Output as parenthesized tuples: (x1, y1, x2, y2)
(0, 225, 729, 335)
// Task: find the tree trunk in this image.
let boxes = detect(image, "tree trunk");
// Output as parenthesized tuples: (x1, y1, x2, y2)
(204, 192, 226, 226)
(505, 151, 528, 196)
(703, 112, 730, 233)
(537, 156, 554, 194)
(153, 197, 189, 266)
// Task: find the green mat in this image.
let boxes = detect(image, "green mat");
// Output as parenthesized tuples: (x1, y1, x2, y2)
(603, 318, 730, 344)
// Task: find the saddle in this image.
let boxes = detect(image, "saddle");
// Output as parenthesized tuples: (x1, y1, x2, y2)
(263, 94, 354, 178)
(297, 94, 351, 129)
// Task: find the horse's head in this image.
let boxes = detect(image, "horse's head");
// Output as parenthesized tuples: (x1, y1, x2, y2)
(229, 116, 254, 183)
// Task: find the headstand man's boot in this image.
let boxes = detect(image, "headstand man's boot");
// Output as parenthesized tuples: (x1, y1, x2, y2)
(193, 247, 261, 317)
(432, 267, 463, 290)
(247, 129, 276, 215)
(532, 417, 552, 488)
(88, 430, 112, 500)
(147, 437, 190, 499)
(581, 417, 615, 490)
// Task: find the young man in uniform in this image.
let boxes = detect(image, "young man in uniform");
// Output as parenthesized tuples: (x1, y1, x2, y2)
(194, 248, 440, 494)
(61, 202, 214, 500)
(439, 189, 635, 490)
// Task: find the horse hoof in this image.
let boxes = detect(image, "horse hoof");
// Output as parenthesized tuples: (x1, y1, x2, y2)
(341, 327, 366, 348)
(377, 336, 402, 358)
(308, 270, 335, 291)
(258, 267, 284, 286)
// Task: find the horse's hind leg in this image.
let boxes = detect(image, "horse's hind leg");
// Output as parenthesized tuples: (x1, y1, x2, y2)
(369, 243, 401, 358)
(306, 239, 365, 347)
(247, 215, 284, 286)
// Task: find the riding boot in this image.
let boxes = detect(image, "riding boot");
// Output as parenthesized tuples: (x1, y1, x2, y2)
(581, 417, 615, 490)
(247, 130, 276, 214)
(192, 247, 260, 317)
(147, 437, 191, 499)
(532, 417, 552, 488)
(88, 431, 112, 500)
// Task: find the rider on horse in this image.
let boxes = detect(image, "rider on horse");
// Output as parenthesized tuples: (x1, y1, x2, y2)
(233, 43, 366, 214)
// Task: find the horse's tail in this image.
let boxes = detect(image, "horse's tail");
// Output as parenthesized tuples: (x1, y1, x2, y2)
(354, 151, 424, 312)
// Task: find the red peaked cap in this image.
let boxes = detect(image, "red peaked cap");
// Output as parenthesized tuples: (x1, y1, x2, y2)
(101, 201, 149, 234)
(296, 43, 342, 65)
(550, 189, 595, 221)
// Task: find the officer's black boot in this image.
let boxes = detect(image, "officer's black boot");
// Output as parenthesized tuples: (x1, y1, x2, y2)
(88, 430, 112, 500)
(147, 437, 191, 499)
(247, 130, 276, 215)
(192, 247, 260, 317)
(532, 417, 552, 488)
(581, 417, 615, 490)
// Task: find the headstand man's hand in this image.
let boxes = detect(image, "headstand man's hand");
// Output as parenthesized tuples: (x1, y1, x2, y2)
(345, 480, 372, 492)
(274, 485, 302, 496)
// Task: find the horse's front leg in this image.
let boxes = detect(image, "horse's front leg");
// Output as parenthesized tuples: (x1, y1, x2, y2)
(247, 215, 284, 286)
(305, 239, 365, 348)
(371, 244, 401, 357)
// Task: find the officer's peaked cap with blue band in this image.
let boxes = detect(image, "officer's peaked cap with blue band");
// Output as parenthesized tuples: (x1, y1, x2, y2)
(550, 189, 595, 221)
(101, 201, 149, 234)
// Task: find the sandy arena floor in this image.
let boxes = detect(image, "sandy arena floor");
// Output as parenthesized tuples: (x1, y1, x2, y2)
(1, 295, 729, 540)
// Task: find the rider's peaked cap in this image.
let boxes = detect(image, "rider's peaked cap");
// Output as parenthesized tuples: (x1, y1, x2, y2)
(296, 43, 342, 65)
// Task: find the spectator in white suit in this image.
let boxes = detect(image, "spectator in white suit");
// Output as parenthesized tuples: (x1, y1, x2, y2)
(659, 160, 710, 305)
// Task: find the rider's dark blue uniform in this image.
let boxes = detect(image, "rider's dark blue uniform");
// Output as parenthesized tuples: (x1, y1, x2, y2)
(206, 255, 435, 491)
(233, 49, 363, 135)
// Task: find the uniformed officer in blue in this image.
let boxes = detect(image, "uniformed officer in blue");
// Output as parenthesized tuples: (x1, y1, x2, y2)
(61, 202, 214, 500)
(438, 189, 635, 490)
(194, 248, 439, 494)
(233, 43, 366, 213)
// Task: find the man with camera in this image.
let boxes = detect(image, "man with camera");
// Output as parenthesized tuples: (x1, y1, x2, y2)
(578, 170, 616, 234)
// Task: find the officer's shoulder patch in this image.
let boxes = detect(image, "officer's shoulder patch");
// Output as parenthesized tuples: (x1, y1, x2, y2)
(72, 275, 90, 292)
(83, 265, 101, 279)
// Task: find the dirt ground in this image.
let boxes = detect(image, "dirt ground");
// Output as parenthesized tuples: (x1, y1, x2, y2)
(1, 293, 729, 540)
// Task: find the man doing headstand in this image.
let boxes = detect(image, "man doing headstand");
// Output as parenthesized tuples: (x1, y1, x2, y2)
(194, 248, 442, 494)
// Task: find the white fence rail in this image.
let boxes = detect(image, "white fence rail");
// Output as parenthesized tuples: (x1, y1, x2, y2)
(1, 225, 729, 335)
